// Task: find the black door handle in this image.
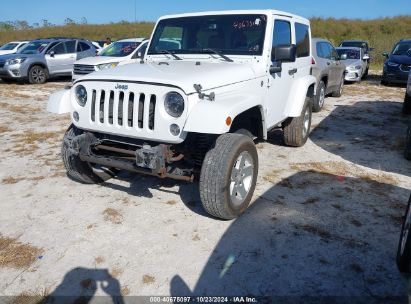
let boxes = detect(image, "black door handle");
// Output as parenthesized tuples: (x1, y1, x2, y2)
(288, 68, 297, 75)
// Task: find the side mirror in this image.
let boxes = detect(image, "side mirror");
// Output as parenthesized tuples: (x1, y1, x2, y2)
(271, 44, 297, 63)
(49, 51, 55, 57)
(363, 54, 370, 60)
(340, 54, 347, 60)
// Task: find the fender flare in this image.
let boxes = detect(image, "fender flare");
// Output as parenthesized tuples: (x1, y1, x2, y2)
(283, 75, 317, 117)
(47, 89, 71, 114)
(184, 95, 264, 135)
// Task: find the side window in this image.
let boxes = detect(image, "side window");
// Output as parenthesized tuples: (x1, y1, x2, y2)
(320, 42, 331, 59)
(65, 41, 76, 53)
(77, 42, 91, 52)
(272, 20, 291, 47)
(316, 42, 324, 58)
(295, 23, 310, 58)
(52, 42, 66, 55)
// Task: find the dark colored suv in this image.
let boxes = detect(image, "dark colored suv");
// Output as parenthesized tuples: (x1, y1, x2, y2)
(382, 39, 411, 86)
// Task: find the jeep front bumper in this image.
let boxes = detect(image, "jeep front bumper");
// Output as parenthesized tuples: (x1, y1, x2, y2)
(67, 130, 194, 182)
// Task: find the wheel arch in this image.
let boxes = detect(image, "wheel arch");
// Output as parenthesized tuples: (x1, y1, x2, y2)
(229, 105, 266, 140)
(283, 75, 316, 117)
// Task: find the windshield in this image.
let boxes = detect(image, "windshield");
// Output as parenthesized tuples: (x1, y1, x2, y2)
(148, 14, 267, 56)
(99, 41, 141, 57)
(19, 41, 50, 54)
(337, 48, 360, 60)
(0, 43, 18, 51)
(392, 42, 411, 56)
(340, 41, 367, 49)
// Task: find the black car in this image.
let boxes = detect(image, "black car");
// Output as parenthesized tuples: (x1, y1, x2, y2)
(382, 39, 411, 85)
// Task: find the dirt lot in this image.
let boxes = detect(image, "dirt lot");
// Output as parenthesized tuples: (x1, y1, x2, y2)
(0, 72, 410, 302)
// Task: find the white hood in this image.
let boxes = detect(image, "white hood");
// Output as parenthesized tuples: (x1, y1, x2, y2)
(75, 56, 128, 66)
(0, 50, 16, 56)
(344, 59, 362, 68)
(77, 60, 259, 94)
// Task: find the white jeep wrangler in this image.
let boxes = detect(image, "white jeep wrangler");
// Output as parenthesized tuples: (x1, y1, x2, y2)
(48, 10, 316, 220)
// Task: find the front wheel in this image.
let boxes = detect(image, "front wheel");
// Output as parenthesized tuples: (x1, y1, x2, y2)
(332, 76, 345, 97)
(283, 97, 312, 147)
(397, 195, 411, 272)
(403, 93, 411, 115)
(62, 125, 117, 184)
(199, 133, 258, 220)
(28, 65, 48, 84)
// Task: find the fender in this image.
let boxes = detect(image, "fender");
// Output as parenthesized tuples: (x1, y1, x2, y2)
(47, 89, 71, 114)
(184, 92, 264, 135)
(283, 75, 316, 117)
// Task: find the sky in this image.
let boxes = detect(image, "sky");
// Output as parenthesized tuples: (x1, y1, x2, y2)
(1, 0, 410, 25)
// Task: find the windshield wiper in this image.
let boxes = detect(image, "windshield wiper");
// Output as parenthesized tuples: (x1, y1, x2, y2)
(161, 50, 182, 60)
(202, 48, 233, 62)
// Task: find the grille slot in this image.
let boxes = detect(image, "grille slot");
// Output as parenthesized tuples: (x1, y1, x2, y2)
(91, 90, 96, 121)
(149, 95, 156, 130)
(108, 91, 114, 125)
(118, 91, 124, 126)
(74, 64, 95, 75)
(138, 94, 145, 129)
(89, 89, 157, 130)
(128, 93, 134, 127)
(99, 90, 105, 123)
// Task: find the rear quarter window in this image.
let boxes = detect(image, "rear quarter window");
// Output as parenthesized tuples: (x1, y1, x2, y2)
(295, 23, 310, 58)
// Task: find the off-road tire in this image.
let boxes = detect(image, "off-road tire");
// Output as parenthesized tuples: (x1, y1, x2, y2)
(405, 125, 411, 160)
(199, 133, 258, 220)
(28, 65, 48, 84)
(283, 97, 313, 147)
(62, 125, 116, 184)
(313, 81, 326, 112)
(397, 195, 411, 272)
(403, 93, 411, 115)
(332, 76, 344, 97)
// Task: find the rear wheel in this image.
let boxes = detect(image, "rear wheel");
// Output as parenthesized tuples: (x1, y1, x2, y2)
(62, 125, 117, 184)
(28, 65, 48, 84)
(313, 81, 326, 112)
(199, 133, 258, 220)
(283, 97, 312, 147)
(397, 195, 411, 272)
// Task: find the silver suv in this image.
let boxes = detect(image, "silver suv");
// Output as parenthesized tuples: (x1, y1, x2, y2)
(0, 38, 96, 84)
(311, 38, 346, 112)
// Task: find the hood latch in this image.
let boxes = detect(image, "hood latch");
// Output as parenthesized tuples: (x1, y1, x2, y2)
(194, 84, 215, 101)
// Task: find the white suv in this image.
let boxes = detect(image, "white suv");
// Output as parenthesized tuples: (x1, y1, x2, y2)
(72, 38, 148, 81)
(48, 10, 316, 219)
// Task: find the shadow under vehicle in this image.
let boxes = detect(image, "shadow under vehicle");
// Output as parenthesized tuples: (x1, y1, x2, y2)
(170, 170, 409, 301)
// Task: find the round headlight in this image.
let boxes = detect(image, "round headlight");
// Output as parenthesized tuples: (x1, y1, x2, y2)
(75, 85, 87, 106)
(164, 92, 184, 118)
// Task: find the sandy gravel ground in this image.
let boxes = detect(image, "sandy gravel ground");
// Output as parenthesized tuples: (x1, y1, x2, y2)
(0, 72, 410, 302)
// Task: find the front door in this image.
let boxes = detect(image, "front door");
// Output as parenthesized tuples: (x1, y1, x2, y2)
(265, 18, 295, 128)
(46, 41, 76, 75)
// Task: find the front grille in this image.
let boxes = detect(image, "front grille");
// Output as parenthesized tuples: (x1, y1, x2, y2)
(74, 64, 95, 75)
(0, 61, 5, 69)
(90, 89, 156, 130)
(400, 64, 411, 73)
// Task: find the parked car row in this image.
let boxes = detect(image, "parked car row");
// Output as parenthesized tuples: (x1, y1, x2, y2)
(0, 37, 148, 84)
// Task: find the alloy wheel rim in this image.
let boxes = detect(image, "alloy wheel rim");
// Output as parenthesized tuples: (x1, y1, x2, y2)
(302, 107, 310, 138)
(32, 68, 45, 83)
(230, 151, 254, 207)
(401, 208, 411, 255)
(319, 87, 325, 107)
